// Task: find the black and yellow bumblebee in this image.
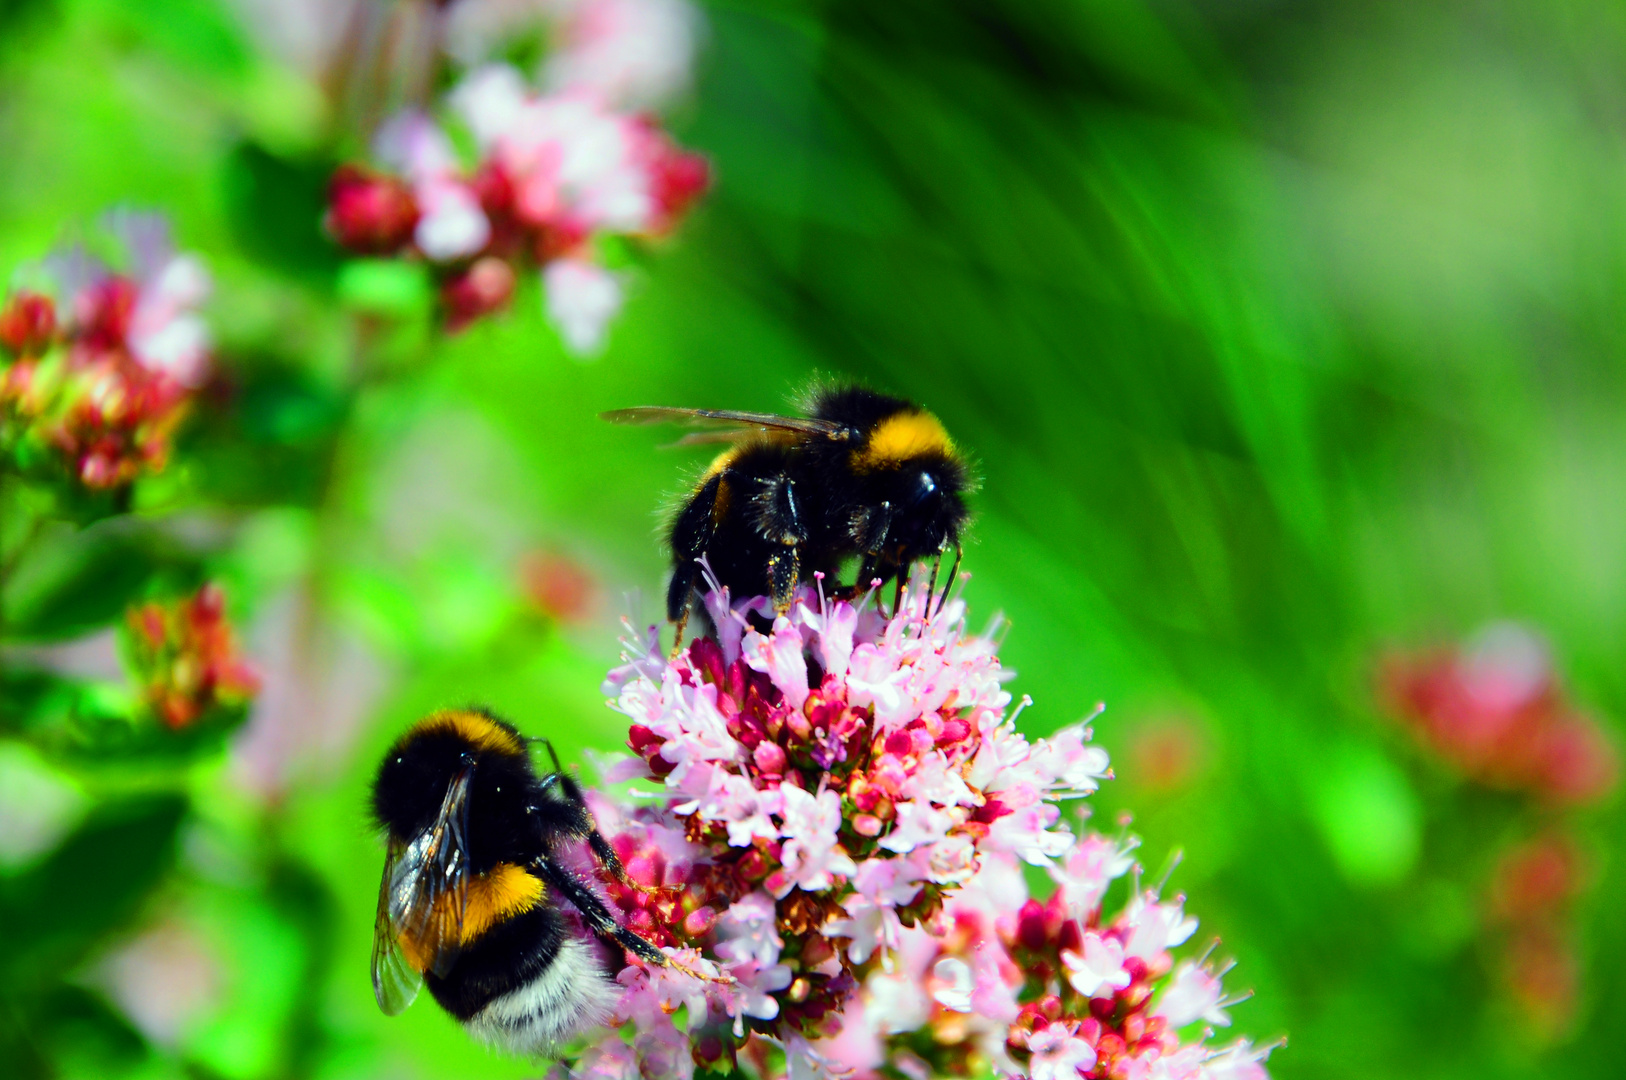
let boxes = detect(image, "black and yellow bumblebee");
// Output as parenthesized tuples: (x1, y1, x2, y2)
(604, 385, 972, 639)
(369, 709, 668, 1053)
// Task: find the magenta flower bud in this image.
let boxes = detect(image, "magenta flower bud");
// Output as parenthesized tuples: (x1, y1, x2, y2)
(752, 740, 787, 775)
(440, 257, 516, 333)
(324, 165, 419, 255)
(0, 291, 56, 355)
(682, 906, 717, 938)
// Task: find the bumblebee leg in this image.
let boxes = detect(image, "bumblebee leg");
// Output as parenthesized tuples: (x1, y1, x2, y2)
(853, 555, 880, 598)
(669, 472, 726, 623)
(768, 545, 801, 615)
(934, 542, 963, 617)
(852, 501, 893, 557)
(748, 471, 807, 615)
(534, 767, 630, 882)
(535, 855, 668, 967)
(668, 606, 691, 661)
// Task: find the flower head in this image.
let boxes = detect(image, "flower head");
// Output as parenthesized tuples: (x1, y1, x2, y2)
(1, 212, 214, 490)
(124, 584, 261, 730)
(1381, 622, 1620, 805)
(558, 572, 1274, 1080)
(326, 21, 710, 347)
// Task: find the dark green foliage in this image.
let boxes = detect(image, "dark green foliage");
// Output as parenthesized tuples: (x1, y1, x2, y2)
(223, 141, 345, 286)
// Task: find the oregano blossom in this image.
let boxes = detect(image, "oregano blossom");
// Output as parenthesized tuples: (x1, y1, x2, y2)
(548, 575, 1275, 1080)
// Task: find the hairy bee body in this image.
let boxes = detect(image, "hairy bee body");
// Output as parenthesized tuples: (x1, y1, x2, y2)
(369, 710, 658, 1055)
(607, 385, 971, 628)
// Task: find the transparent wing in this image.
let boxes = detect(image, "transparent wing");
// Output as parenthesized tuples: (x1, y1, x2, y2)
(371, 839, 422, 1016)
(370, 767, 474, 1014)
(601, 406, 850, 442)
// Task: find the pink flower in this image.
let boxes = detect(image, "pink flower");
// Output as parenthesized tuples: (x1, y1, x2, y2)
(542, 0, 699, 109)
(772, 786, 856, 897)
(1155, 960, 1234, 1028)
(1028, 1023, 1098, 1080)
(1049, 833, 1138, 917)
(823, 858, 926, 964)
(544, 257, 624, 355)
(743, 618, 811, 710)
(1200, 1040, 1276, 1080)
(1062, 933, 1132, 999)
(717, 892, 785, 967)
(559, 572, 1274, 1079)
(930, 957, 974, 1012)
(1124, 894, 1199, 961)
(126, 254, 211, 386)
(326, 52, 708, 341)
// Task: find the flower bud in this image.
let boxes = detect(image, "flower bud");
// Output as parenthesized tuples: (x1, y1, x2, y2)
(325, 165, 419, 254)
(0, 291, 56, 355)
(440, 257, 516, 332)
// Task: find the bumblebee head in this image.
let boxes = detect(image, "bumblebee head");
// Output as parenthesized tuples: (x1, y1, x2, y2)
(371, 709, 528, 841)
(880, 454, 970, 563)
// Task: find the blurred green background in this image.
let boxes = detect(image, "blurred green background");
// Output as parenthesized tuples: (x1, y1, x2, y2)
(2, 1, 1624, 1078)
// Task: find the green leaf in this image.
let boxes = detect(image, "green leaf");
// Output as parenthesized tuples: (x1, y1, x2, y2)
(223, 140, 343, 284)
(0, 520, 205, 643)
(0, 793, 188, 982)
(336, 259, 434, 318)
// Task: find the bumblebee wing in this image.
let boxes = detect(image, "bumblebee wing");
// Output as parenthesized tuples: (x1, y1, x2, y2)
(371, 839, 423, 1015)
(601, 406, 849, 442)
(371, 767, 474, 1014)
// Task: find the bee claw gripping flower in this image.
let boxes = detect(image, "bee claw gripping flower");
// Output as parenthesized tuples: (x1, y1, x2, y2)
(559, 576, 1276, 1080)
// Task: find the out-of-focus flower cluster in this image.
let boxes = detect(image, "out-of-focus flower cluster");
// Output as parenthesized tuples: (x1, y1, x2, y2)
(1485, 833, 1588, 1040)
(325, 0, 709, 351)
(0, 213, 213, 490)
(1380, 622, 1618, 806)
(558, 577, 1273, 1080)
(1379, 622, 1617, 1043)
(124, 584, 261, 730)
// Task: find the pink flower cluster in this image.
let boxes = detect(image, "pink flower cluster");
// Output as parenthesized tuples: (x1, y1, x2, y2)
(1379, 622, 1619, 806)
(444, 0, 700, 111)
(559, 578, 1275, 1080)
(832, 844, 1275, 1080)
(125, 583, 261, 730)
(0, 212, 213, 489)
(325, 56, 708, 348)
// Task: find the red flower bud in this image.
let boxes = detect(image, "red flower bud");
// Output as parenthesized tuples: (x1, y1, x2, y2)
(652, 145, 710, 227)
(440, 256, 516, 332)
(0, 291, 57, 355)
(325, 165, 420, 254)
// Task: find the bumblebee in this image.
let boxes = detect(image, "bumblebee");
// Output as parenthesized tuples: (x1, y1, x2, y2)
(604, 385, 971, 637)
(369, 709, 667, 1054)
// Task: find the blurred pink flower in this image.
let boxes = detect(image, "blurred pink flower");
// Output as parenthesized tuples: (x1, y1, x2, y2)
(125, 583, 261, 730)
(543, 256, 625, 355)
(326, 52, 707, 347)
(1, 212, 215, 489)
(1381, 622, 1619, 805)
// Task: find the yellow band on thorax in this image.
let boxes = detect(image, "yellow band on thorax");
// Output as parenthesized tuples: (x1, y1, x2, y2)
(852, 410, 953, 472)
(414, 710, 526, 757)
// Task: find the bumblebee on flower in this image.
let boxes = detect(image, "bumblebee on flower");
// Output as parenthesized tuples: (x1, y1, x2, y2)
(511, 573, 1278, 1080)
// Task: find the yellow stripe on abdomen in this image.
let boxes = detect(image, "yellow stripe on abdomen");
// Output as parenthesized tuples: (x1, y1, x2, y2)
(459, 863, 546, 943)
(397, 862, 546, 972)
